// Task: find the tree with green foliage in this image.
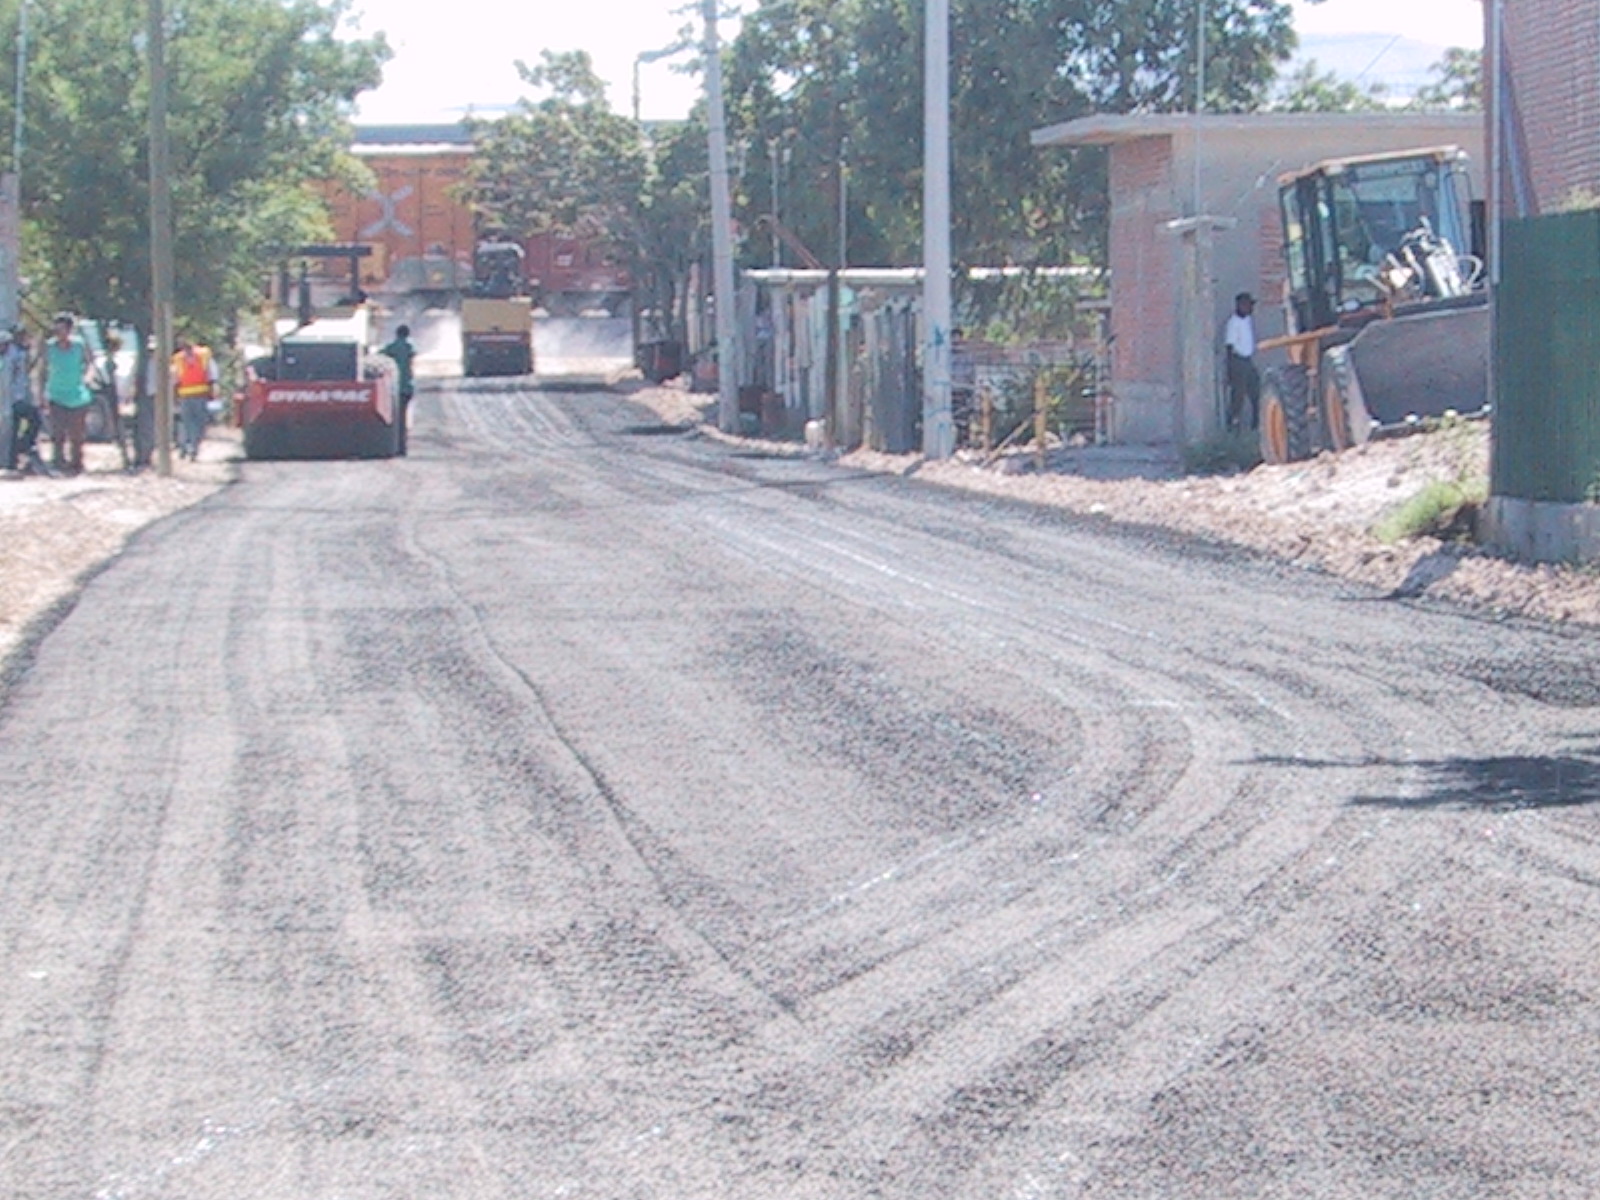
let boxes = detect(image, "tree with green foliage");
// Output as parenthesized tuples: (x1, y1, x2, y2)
(723, 0, 1297, 270)
(1269, 59, 1389, 112)
(1411, 47, 1482, 112)
(465, 50, 705, 340)
(465, 51, 645, 243)
(466, 3, 1297, 336)
(6, 0, 386, 346)
(632, 117, 710, 341)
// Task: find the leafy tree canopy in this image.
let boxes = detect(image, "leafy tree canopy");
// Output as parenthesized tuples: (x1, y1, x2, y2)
(723, 0, 1296, 269)
(465, 50, 645, 241)
(468, 2, 1299, 328)
(1269, 59, 1389, 112)
(1411, 47, 1482, 112)
(4, 0, 387, 343)
(465, 50, 704, 336)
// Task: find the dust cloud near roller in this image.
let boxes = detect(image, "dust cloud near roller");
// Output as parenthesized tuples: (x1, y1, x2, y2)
(535, 316, 635, 386)
(378, 305, 636, 385)
(384, 303, 463, 379)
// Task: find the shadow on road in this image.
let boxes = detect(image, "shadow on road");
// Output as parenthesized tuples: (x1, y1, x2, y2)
(1387, 548, 1461, 599)
(1254, 747, 1600, 812)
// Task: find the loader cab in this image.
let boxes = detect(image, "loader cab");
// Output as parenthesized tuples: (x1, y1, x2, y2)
(1279, 147, 1477, 335)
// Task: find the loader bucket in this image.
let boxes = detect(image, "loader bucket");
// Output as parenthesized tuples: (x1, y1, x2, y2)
(1345, 297, 1490, 430)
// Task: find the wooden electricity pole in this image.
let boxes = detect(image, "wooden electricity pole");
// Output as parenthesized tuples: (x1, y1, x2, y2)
(703, 0, 740, 435)
(148, 0, 174, 477)
(922, 0, 953, 458)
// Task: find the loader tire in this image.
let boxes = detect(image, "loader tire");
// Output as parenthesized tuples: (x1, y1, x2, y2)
(1320, 346, 1372, 452)
(1259, 365, 1314, 465)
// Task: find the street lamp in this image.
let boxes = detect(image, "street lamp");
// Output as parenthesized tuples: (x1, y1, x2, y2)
(633, 40, 688, 126)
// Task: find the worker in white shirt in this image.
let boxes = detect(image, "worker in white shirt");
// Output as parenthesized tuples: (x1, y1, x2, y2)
(1224, 291, 1260, 432)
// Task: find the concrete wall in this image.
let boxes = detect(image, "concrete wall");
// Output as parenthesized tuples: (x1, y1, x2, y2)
(1089, 115, 1484, 445)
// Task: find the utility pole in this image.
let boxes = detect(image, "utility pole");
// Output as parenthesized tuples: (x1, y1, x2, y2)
(0, 0, 27, 329)
(703, 0, 739, 434)
(10, 0, 23, 175)
(922, 0, 954, 458)
(837, 136, 849, 268)
(769, 139, 780, 266)
(1487, 0, 1503, 287)
(1193, 0, 1205, 215)
(149, 0, 174, 476)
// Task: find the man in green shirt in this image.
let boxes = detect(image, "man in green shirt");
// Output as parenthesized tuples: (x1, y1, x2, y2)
(381, 324, 415, 456)
(42, 313, 93, 475)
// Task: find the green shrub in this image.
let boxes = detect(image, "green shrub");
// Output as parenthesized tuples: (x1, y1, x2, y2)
(1372, 477, 1489, 543)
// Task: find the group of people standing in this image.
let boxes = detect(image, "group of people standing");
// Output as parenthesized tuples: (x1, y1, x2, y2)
(3, 314, 100, 476)
(3, 313, 218, 476)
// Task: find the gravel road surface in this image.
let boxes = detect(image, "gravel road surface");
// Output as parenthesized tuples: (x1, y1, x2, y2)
(4, 380, 1600, 1198)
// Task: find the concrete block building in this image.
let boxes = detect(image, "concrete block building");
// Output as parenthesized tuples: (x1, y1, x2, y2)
(1031, 113, 1484, 446)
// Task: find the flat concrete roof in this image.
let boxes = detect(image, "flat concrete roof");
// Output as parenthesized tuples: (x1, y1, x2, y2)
(1031, 111, 1484, 149)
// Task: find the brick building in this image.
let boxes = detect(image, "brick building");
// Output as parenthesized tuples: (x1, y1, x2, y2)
(1484, 1, 1600, 562)
(1032, 113, 1484, 446)
(1492, 0, 1600, 215)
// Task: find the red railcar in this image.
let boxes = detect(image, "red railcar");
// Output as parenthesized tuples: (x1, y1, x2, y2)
(522, 233, 631, 314)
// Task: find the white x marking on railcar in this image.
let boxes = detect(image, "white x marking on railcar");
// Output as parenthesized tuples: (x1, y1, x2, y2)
(360, 185, 415, 238)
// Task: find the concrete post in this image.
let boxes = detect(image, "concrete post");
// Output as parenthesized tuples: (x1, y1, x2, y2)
(1166, 215, 1235, 447)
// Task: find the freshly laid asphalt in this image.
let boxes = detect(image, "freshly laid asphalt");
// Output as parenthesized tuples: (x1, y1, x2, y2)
(3, 379, 1600, 1198)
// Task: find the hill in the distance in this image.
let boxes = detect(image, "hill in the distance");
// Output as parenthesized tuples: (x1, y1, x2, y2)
(1291, 32, 1463, 101)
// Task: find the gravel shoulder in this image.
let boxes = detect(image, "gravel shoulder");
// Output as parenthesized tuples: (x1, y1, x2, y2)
(0, 430, 238, 670)
(627, 381, 1600, 626)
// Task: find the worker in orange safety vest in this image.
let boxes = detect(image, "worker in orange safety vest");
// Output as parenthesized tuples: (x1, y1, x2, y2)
(172, 335, 217, 461)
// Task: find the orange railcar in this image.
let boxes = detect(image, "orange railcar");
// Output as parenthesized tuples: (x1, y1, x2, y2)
(319, 144, 476, 298)
(320, 134, 633, 307)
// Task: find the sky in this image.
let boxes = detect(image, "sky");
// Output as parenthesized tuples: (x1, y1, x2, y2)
(346, 0, 1485, 127)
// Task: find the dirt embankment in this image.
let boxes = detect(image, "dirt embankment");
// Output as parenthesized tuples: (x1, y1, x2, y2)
(629, 382, 1600, 627)
(0, 434, 236, 667)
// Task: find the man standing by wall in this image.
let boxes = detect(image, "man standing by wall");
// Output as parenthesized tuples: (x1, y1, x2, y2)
(1223, 291, 1260, 432)
(172, 334, 217, 461)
